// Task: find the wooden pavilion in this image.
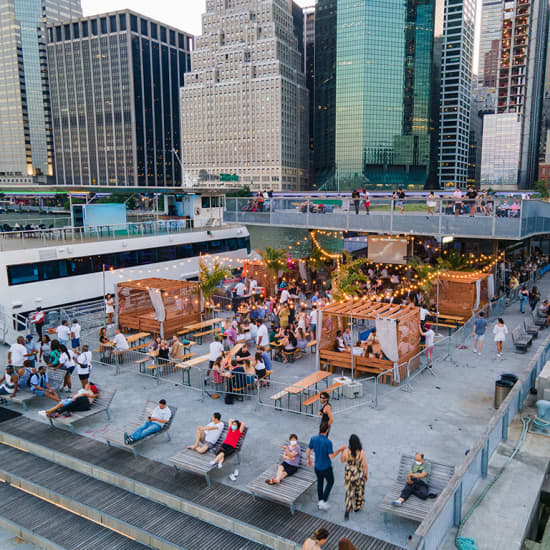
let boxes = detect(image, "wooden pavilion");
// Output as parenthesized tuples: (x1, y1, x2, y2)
(117, 278, 201, 338)
(432, 271, 492, 321)
(318, 300, 421, 383)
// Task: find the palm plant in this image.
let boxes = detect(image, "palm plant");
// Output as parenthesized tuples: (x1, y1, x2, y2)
(258, 246, 289, 278)
(332, 255, 369, 300)
(199, 260, 229, 304)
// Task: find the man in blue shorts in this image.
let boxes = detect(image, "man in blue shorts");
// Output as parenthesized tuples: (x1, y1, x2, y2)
(473, 311, 488, 355)
(30, 365, 60, 403)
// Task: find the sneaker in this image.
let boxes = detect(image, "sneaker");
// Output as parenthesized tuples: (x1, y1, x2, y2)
(38, 410, 48, 420)
(317, 500, 325, 509)
(472, 350, 477, 354)
(319, 501, 330, 510)
(123, 432, 130, 445)
(392, 500, 403, 507)
(209, 460, 216, 466)
(217, 462, 223, 469)
(229, 473, 237, 481)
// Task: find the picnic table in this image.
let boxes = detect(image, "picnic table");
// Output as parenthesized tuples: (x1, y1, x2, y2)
(271, 371, 331, 412)
(125, 332, 150, 345)
(179, 318, 224, 335)
(175, 353, 210, 385)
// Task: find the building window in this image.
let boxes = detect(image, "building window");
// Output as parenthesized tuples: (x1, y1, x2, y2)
(119, 14, 126, 31)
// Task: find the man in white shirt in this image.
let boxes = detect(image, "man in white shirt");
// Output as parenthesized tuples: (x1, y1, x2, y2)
(113, 329, 129, 351)
(125, 399, 171, 444)
(235, 281, 246, 296)
(256, 320, 268, 347)
(187, 412, 225, 454)
(208, 336, 224, 368)
(280, 288, 290, 304)
(249, 278, 258, 294)
(70, 320, 82, 352)
(420, 307, 429, 322)
(77, 345, 93, 387)
(8, 337, 28, 368)
(309, 306, 318, 339)
(56, 320, 71, 347)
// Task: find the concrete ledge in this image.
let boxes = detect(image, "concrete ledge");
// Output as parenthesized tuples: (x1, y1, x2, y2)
(0, 516, 66, 550)
(0, 432, 299, 550)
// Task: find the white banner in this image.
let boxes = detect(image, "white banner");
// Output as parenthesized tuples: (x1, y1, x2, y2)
(375, 317, 398, 362)
(474, 279, 481, 311)
(487, 274, 495, 300)
(148, 289, 166, 322)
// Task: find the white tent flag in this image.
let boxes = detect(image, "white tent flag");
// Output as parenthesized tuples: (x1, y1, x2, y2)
(474, 279, 481, 311)
(487, 274, 495, 300)
(375, 317, 398, 362)
(148, 289, 166, 322)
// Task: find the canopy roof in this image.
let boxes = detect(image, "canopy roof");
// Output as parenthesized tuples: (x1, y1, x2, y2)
(436, 271, 491, 283)
(322, 300, 418, 321)
(117, 277, 198, 291)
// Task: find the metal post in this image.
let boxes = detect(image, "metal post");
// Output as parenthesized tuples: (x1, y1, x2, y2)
(491, 200, 497, 237)
(453, 483, 463, 527)
(438, 197, 443, 237)
(481, 440, 489, 478)
(502, 409, 509, 440)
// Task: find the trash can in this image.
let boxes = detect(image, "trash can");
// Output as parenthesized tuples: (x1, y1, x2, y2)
(494, 374, 518, 409)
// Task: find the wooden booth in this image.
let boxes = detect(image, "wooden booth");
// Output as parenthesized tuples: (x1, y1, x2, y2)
(318, 300, 421, 384)
(117, 278, 201, 338)
(242, 260, 273, 296)
(432, 271, 492, 321)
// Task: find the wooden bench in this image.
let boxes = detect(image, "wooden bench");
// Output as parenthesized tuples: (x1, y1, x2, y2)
(512, 326, 532, 352)
(170, 425, 248, 486)
(103, 400, 177, 457)
(268, 371, 331, 412)
(48, 387, 116, 433)
(270, 390, 288, 410)
(306, 340, 317, 353)
(320, 350, 393, 383)
(175, 353, 210, 385)
(128, 342, 151, 352)
(194, 328, 221, 344)
(379, 454, 455, 523)
(247, 440, 316, 515)
(301, 382, 343, 415)
(524, 318, 539, 338)
(8, 368, 65, 411)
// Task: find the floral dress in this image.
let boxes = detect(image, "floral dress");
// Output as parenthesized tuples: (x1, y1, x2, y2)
(344, 451, 365, 512)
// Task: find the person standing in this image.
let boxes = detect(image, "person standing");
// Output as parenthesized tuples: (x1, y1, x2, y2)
(105, 294, 115, 325)
(340, 434, 368, 520)
(24, 334, 39, 369)
(420, 323, 435, 367)
(76, 345, 93, 388)
(493, 317, 508, 358)
(529, 286, 540, 312)
(256, 319, 269, 348)
(30, 306, 45, 339)
(453, 188, 463, 215)
(8, 336, 28, 369)
(362, 189, 370, 215)
(307, 423, 345, 510)
(319, 392, 334, 430)
(519, 286, 529, 314)
(70, 319, 81, 352)
(465, 186, 477, 216)
(351, 189, 360, 215)
(426, 191, 436, 216)
(56, 320, 71, 348)
(472, 312, 488, 355)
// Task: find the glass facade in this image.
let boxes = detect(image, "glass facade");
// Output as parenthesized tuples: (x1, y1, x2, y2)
(314, 0, 435, 190)
(7, 236, 251, 286)
(47, 10, 192, 187)
(0, 0, 81, 184)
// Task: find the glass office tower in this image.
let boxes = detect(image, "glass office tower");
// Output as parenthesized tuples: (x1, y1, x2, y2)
(47, 10, 192, 187)
(314, 0, 435, 190)
(0, 0, 81, 185)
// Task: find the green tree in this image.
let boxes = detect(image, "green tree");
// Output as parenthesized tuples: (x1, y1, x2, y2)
(534, 180, 549, 199)
(199, 260, 229, 304)
(227, 185, 251, 197)
(331, 254, 369, 300)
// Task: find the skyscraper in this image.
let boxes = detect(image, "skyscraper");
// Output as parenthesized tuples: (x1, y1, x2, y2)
(303, 6, 315, 162)
(0, 0, 81, 185)
(479, 0, 503, 87)
(180, 0, 309, 191)
(314, 0, 436, 190)
(480, 0, 548, 189)
(47, 10, 192, 187)
(437, 0, 475, 189)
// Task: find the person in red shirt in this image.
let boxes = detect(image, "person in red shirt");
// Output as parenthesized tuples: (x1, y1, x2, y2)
(210, 418, 245, 469)
(30, 307, 45, 339)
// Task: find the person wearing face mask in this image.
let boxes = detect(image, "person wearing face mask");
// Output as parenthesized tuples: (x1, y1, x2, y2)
(266, 434, 301, 485)
(392, 452, 438, 506)
(210, 418, 245, 469)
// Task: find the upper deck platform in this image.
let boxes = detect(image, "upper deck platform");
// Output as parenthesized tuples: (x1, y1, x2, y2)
(224, 196, 550, 240)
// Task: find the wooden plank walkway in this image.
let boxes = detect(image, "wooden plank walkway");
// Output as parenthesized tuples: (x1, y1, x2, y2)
(0, 416, 402, 550)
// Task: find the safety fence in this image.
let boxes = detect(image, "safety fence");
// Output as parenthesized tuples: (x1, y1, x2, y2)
(409, 333, 550, 550)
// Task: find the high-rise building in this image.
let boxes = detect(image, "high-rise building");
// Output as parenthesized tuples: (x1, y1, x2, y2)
(479, 0, 503, 87)
(180, 0, 309, 191)
(303, 6, 315, 162)
(0, 0, 81, 185)
(47, 10, 193, 187)
(437, 0, 475, 189)
(314, 0, 436, 190)
(480, 0, 548, 189)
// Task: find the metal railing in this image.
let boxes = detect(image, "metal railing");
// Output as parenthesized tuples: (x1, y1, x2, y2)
(409, 333, 550, 550)
(223, 197, 550, 240)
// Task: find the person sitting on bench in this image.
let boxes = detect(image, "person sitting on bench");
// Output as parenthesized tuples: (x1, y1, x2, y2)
(209, 418, 245, 469)
(187, 412, 224, 454)
(266, 433, 301, 485)
(30, 365, 60, 402)
(392, 452, 438, 506)
(38, 383, 98, 419)
(0, 366, 18, 400)
(124, 398, 171, 444)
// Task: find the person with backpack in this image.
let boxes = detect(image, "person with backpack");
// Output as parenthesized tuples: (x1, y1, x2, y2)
(76, 345, 93, 387)
(57, 344, 76, 393)
(29, 365, 59, 403)
(38, 382, 98, 419)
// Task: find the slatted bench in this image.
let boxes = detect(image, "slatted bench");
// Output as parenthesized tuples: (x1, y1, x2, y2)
(301, 382, 343, 415)
(512, 326, 532, 352)
(194, 328, 221, 344)
(524, 318, 538, 338)
(103, 400, 177, 457)
(8, 368, 65, 411)
(379, 454, 455, 523)
(170, 425, 248, 486)
(48, 387, 116, 433)
(534, 310, 547, 328)
(247, 440, 315, 515)
(128, 342, 150, 352)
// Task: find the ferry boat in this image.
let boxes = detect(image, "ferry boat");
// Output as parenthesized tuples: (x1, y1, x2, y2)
(0, 194, 249, 341)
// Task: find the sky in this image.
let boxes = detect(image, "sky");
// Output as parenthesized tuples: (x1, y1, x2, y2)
(82, 0, 480, 73)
